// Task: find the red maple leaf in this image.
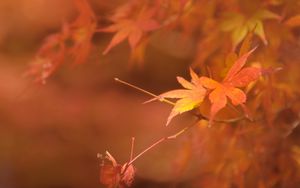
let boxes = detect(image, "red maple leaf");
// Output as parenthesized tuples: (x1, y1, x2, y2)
(69, 0, 98, 64)
(25, 23, 70, 84)
(101, 6, 160, 55)
(99, 151, 135, 188)
(199, 47, 261, 126)
(26, 0, 97, 83)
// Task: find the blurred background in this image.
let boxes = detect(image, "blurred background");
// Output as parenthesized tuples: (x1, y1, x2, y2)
(0, 0, 199, 187)
(1, 0, 300, 188)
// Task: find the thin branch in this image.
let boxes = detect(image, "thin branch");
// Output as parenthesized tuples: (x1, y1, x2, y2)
(127, 138, 165, 166)
(130, 137, 135, 161)
(127, 121, 196, 166)
(114, 78, 175, 106)
(120, 137, 136, 175)
(191, 111, 245, 124)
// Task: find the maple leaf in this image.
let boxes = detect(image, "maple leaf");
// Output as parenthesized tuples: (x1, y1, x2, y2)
(129, 38, 149, 68)
(99, 151, 135, 188)
(148, 69, 206, 126)
(26, 0, 97, 83)
(25, 23, 70, 84)
(285, 14, 300, 28)
(199, 47, 261, 126)
(99, 152, 121, 188)
(221, 9, 280, 48)
(69, 0, 97, 64)
(120, 163, 135, 187)
(101, 7, 160, 55)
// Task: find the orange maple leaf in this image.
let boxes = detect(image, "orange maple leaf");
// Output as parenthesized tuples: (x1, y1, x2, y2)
(285, 14, 300, 28)
(199, 47, 261, 126)
(101, 7, 160, 55)
(149, 69, 206, 125)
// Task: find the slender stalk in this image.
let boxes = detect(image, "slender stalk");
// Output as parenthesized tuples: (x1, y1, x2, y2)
(127, 138, 165, 166)
(127, 121, 196, 166)
(120, 137, 136, 175)
(114, 78, 175, 105)
(130, 137, 135, 161)
(215, 115, 244, 123)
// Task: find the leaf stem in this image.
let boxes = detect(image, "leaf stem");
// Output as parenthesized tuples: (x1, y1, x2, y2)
(114, 78, 175, 105)
(127, 121, 196, 166)
(130, 137, 135, 161)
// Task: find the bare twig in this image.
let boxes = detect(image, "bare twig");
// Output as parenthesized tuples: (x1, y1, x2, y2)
(114, 78, 175, 106)
(130, 137, 135, 161)
(127, 121, 196, 166)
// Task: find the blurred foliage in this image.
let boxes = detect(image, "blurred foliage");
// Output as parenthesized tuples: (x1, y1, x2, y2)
(0, 0, 300, 188)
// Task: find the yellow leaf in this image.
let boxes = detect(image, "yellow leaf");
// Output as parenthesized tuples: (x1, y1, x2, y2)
(232, 25, 248, 47)
(254, 9, 280, 20)
(221, 13, 244, 32)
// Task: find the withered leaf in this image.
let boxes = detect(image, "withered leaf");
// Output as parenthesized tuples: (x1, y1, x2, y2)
(99, 151, 136, 188)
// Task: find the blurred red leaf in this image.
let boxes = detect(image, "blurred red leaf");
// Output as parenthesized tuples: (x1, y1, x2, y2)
(69, 0, 98, 64)
(120, 163, 135, 187)
(101, 7, 160, 55)
(25, 23, 70, 84)
(26, 0, 97, 84)
(99, 151, 136, 188)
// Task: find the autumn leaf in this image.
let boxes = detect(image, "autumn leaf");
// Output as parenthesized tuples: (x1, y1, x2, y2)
(120, 163, 135, 187)
(25, 23, 70, 84)
(99, 151, 121, 188)
(292, 146, 300, 166)
(199, 47, 261, 126)
(285, 14, 300, 28)
(69, 0, 98, 64)
(147, 69, 206, 126)
(129, 38, 149, 68)
(221, 9, 280, 48)
(101, 7, 160, 55)
(99, 151, 135, 188)
(26, 0, 97, 83)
